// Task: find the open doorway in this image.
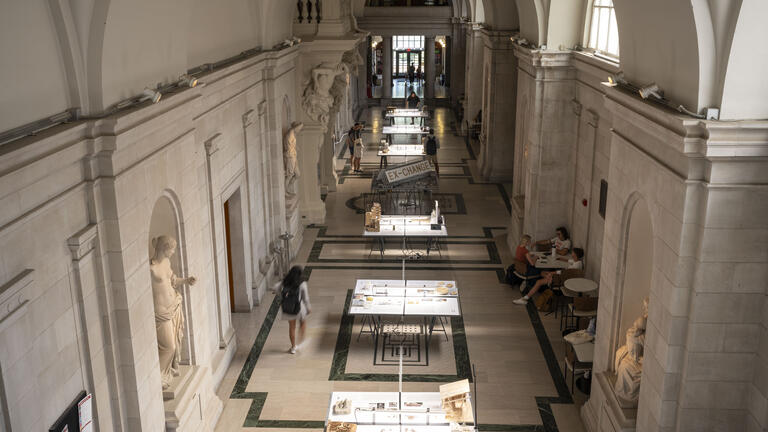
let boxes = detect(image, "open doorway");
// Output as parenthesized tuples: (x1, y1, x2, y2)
(224, 189, 249, 312)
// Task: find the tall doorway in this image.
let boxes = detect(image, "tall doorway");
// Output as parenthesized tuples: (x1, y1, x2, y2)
(224, 189, 248, 312)
(395, 50, 422, 78)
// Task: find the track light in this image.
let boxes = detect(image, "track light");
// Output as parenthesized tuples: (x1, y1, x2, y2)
(178, 74, 198, 88)
(141, 88, 162, 104)
(638, 83, 662, 100)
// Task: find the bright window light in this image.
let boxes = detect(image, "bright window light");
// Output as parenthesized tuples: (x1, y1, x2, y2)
(586, 0, 619, 59)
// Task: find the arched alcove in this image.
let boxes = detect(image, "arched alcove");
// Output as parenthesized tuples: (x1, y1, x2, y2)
(282, 94, 293, 134)
(148, 193, 194, 366)
(617, 196, 653, 341)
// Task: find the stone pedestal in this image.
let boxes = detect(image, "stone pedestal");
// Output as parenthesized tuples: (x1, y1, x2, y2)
(296, 123, 328, 225)
(164, 366, 222, 432)
(582, 372, 637, 432)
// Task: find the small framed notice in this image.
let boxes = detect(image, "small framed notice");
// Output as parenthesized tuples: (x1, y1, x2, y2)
(78, 393, 93, 432)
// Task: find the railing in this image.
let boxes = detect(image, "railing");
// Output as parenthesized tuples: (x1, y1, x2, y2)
(296, 0, 322, 23)
(366, 0, 451, 6)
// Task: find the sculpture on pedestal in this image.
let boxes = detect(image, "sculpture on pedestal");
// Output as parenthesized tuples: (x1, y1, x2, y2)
(614, 297, 649, 407)
(150, 235, 196, 389)
(302, 62, 349, 126)
(283, 121, 304, 212)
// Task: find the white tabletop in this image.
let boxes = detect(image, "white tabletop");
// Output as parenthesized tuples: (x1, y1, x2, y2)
(382, 126, 430, 135)
(385, 112, 429, 118)
(571, 341, 595, 363)
(404, 297, 460, 316)
(349, 296, 405, 316)
(363, 216, 447, 237)
(354, 280, 407, 296)
(533, 253, 571, 269)
(327, 392, 401, 424)
(564, 278, 598, 293)
(327, 392, 457, 426)
(378, 144, 425, 157)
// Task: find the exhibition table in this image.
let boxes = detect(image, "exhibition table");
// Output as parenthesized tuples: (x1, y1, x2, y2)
(363, 216, 447, 258)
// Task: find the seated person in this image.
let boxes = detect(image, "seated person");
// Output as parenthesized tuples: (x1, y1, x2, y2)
(535, 226, 571, 256)
(515, 235, 541, 278)
(514, 248, 584, 305)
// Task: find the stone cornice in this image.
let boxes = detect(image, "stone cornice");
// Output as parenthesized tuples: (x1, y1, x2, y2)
(480, 29, 517, 50)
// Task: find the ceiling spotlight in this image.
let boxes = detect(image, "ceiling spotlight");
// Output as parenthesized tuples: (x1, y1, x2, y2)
(178, 74, 198, 88)
(638, 83, 662, 100)
(141, 88, 162, 104)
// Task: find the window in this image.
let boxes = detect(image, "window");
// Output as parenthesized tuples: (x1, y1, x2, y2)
(586, 0, 619, 59)
(393, 35, 424, 51)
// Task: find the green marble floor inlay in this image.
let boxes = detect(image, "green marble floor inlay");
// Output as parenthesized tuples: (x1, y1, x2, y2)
(329, 290, 472, 382)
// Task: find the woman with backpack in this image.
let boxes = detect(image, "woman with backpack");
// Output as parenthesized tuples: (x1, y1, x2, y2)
(273, 265, 311, 354)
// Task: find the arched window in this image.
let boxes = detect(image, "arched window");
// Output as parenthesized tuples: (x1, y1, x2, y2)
(585, 0, 619, 59)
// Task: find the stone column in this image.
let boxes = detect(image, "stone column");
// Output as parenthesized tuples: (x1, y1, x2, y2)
(463, 25, 484, 131)
(476, 30, 518, 182)
(514, 47, 577, 241)
(425, 36, 436, 99)
(382, 36, 393, 99)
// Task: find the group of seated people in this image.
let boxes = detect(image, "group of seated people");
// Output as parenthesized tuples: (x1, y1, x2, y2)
(512, 227, 585, 305)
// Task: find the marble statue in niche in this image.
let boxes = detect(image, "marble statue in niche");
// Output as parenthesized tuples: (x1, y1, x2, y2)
(614, 297, 649, 407)
(302, 62, 349, 125)
(150, 235, 197, 389)
(283, 121, 304, 211)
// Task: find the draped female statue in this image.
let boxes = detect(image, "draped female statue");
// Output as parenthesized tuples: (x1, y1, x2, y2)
(150, 235, 196, 389)
(614, 297, 649, 407)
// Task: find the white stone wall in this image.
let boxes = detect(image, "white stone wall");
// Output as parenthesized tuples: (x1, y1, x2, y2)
(0, 47, 299, 431)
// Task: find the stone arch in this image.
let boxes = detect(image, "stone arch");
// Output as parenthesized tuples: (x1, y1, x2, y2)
(611, 192, 654, 366)
(148, 190, 196, 366)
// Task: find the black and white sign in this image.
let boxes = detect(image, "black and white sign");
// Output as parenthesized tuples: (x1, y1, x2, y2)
(384, 160, 435, 184)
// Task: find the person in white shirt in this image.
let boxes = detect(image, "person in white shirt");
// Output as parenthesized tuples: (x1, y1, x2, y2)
(514, 248, 584, 305)
(536, 226, 571, 256)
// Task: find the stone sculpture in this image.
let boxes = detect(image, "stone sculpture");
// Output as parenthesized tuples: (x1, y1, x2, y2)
(613, 297, 649, 407)
(150, 235, 196, 390)
(302, 62, 348, 125)
(283, 121, 304, 210)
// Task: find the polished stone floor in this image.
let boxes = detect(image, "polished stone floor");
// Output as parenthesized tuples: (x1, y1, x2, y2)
(215, 107, 588, 432)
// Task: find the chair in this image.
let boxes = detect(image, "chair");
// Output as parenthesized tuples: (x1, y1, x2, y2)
(550, 269, 584, 318)
(564, 342, 594, 394)
(512, 260, 537, 293)
(562, 298, 598, 332)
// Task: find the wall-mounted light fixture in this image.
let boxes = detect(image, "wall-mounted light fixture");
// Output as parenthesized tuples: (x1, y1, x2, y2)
(140, 88, 162, 104)
(178, 74, 199, 88)
(638, 83, 662, 100)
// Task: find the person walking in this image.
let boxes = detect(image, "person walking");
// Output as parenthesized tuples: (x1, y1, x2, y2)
(424, 128, 440, 176)
(273, 265, 311, 354)
(352, 135, 364, 173)
(408, 63, 415, 87)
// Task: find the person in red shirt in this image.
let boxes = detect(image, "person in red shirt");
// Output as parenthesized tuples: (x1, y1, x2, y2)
(515, 235, 538, 270)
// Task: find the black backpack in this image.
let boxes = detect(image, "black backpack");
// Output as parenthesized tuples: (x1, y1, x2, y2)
(425, 136, 437, 155)
(281, 283, 302, 314)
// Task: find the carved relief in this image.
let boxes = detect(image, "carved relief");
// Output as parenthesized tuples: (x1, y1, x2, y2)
(301, 62, 349, 126)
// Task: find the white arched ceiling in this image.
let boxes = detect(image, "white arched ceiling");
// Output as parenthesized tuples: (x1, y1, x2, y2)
(547, 0, 587, 50)
(100, 0, 190, 109)
(483, 0, 519, 31)
(720, 0, 767, 119)
(0, 0, 72, 132)
(613, 0, 701, 111)
(476, 0, 485, 23)
(514, 0, 543, 45)
(186, 0, 261, 68)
